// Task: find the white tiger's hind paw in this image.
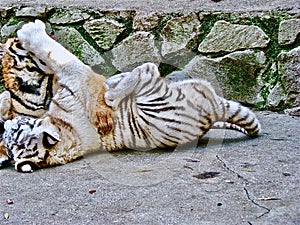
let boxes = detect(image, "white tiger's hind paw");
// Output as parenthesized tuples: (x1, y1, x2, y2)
(133, 63, 160, 79)
(17, 20, 48, 51)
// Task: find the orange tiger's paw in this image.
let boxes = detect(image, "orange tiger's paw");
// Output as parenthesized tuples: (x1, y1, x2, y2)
(96, 111, 114, 135)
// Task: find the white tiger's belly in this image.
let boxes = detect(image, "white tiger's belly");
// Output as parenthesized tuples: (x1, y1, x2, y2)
(100, 94, 207, 151)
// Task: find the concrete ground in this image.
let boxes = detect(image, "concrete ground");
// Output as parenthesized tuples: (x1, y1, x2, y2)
(0, 112, 299, 224)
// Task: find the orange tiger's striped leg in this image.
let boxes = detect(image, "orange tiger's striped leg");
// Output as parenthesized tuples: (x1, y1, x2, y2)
(0, 91, 12, 168)
(0, 140, 10, 168)
(0, 91, 12, 121)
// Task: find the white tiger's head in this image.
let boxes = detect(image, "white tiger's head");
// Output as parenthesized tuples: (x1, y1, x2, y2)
(3, 116, 61, 172)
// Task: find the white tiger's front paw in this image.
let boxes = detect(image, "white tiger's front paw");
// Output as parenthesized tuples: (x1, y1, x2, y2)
(17, 20, 48, 51)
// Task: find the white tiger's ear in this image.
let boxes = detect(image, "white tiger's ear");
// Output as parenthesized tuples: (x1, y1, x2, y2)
(41, 117, 61, 148)
(42, 131, 60, 148)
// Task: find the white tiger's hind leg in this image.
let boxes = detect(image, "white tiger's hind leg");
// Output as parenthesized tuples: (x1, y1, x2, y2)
(105, 63, 159, 109)
(105, 72, 136, 106)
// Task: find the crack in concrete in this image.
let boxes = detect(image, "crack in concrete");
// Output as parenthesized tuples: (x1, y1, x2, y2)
(216, 155, 271, 220)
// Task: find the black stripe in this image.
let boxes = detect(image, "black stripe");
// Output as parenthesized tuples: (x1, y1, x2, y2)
(51, 99, 70, 113)
(220, 100, 226, 121)
(139, 105, 183, 113)
(138, 113, 180, 143)
(233, 114, 249, 124)
(26, 54, 50, 76)
(194, 86, 218, 120)
(8, 45, 18, 55)
(135, 77, 153, 96)
(239, 117, 255, 127)
(142, 110, 181, 124)
(45, 74, 54, 107)
(228, 105, 242, 121)
(136, 101, 168, 107)
(161, 135, 179, 146)
(59, 83, 75, 96)
(175, 112, 199, 124)
(176, 88, 185, 101)
(39, 59, 47, 66)
(15, 128, 25, 142)
(148, 97, 166, 103)
(138, 79, 164, 97)
(15, 42, 25, 50)
(202, 114, 212, 124)
(127, 108, 136, 147)
(199, 126, 209, 134)
(130, 105, 141, 140)
(246, 124, 259, 135)
(118, 97, 127, 145)
(161, 87, 173, 99)
(167, 125, 196, 138)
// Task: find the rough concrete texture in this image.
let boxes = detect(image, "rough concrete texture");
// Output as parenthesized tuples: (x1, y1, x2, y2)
(0, 0, 299, 13)
(0, 113, 299, 224)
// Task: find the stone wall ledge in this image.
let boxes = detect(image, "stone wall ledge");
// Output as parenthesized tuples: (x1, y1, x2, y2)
(0, 2, 299, 112)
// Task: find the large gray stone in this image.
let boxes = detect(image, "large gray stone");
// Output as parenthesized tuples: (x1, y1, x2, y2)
(0, 21, 24, 37)
(278, 19, 300, 46)
(161, 13, 201, 58)
(180, 50, 266, 104)
(133, 12, 160, 31)
(15, 6, 46, 17)
(284, 107, 300, 116)
(54, 27, 105, 66)
(83, 18, 125, 50)
(278, 46, 300, 108)
(267, 83, 287, 108)
(198, 20, 270, 53)
(0, 7, 9, 17)
(50, 9, 90, 24)
(111, 31, 161, 71)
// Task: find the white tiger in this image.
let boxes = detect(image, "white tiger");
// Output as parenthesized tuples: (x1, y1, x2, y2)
(0, 20, 261, 172)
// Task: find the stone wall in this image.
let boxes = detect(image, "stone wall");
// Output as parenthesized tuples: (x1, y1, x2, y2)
(0, 6, 299, 112)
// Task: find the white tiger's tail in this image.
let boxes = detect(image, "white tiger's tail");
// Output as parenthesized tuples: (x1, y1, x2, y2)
(217, 99, 261, 137)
